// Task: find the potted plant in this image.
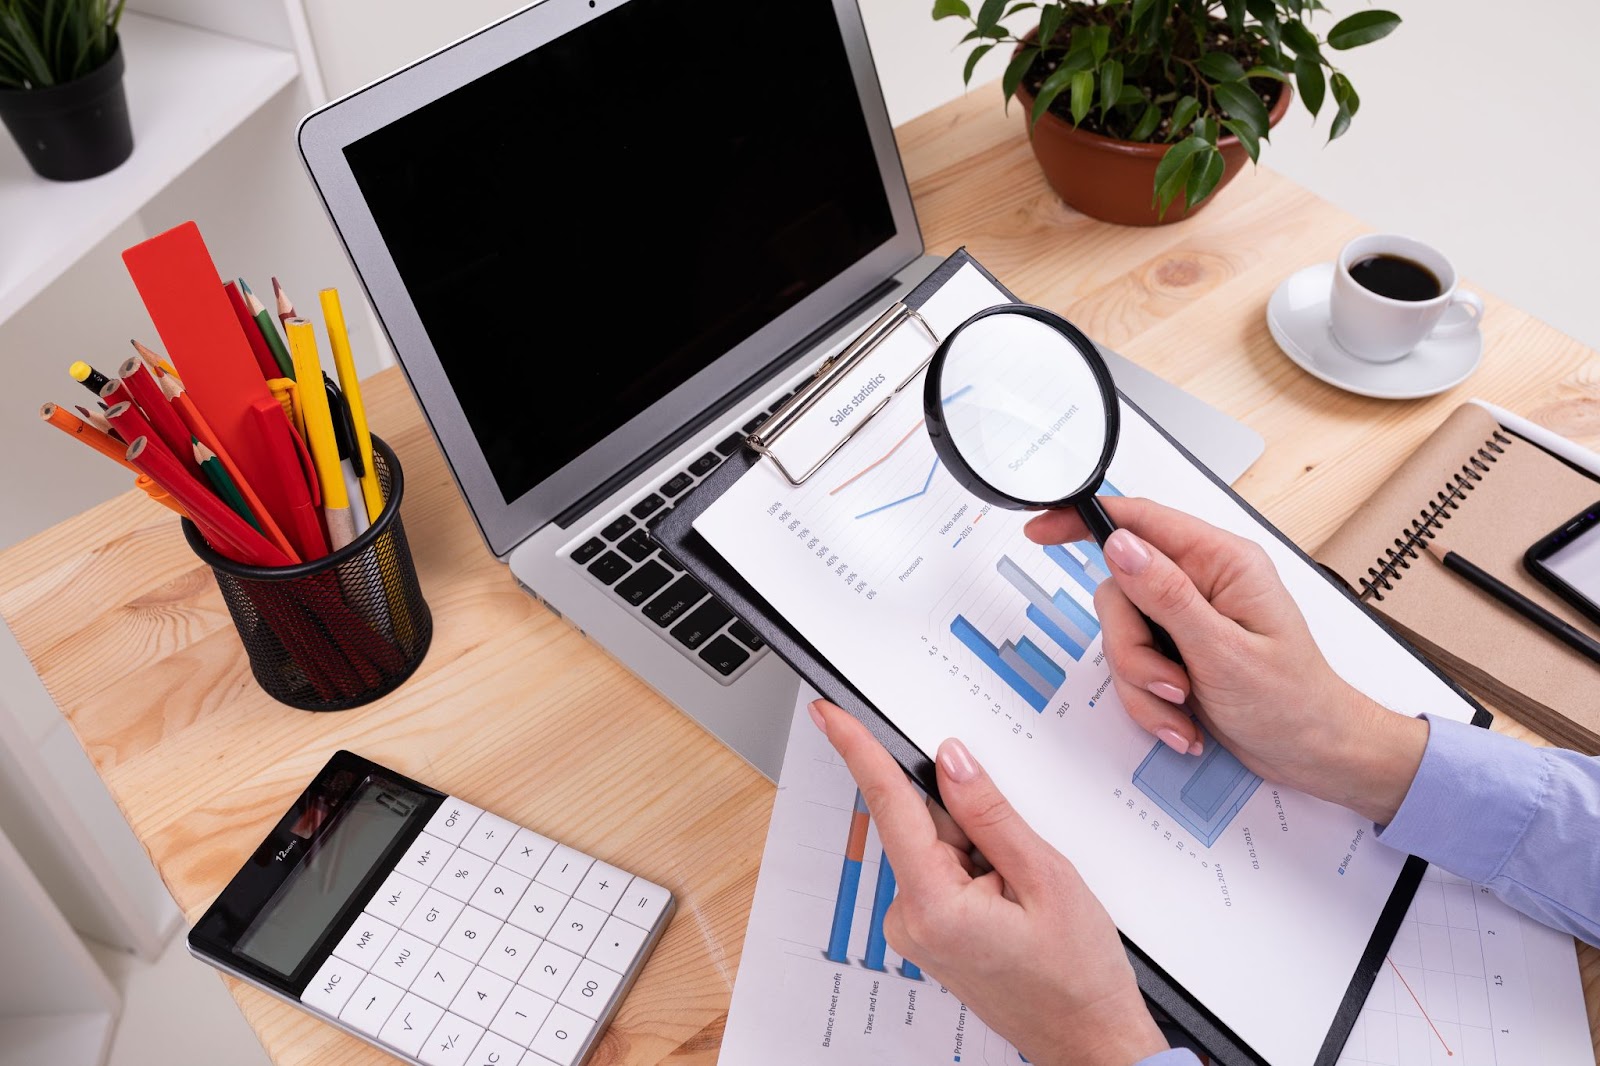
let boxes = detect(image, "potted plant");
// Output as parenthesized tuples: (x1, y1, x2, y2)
(0, 0, 132, 181)
(934, 0, 1399, 225)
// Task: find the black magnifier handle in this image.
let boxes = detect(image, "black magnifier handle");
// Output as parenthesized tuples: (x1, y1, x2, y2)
(1076, 496, 1185, 666)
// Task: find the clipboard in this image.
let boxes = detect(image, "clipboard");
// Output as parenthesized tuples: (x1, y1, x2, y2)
(655, 248, 1492, 1066)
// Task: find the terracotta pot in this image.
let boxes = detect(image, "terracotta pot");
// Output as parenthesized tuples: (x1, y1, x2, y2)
(1014, 54, 1291, 226)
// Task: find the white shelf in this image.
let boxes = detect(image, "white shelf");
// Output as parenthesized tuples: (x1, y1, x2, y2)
(0, 1014, 116, 1066)
(0, 12, 298, 324)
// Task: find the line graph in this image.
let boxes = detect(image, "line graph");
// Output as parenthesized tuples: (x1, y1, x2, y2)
(853, 459, 940, 520)
(1385, 956, 1454, 1057)
(828, 386, 972, 520)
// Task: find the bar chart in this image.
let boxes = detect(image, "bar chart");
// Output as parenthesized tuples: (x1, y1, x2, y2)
(825, 789, 923, 980)
(1131, 726, 1261, 847)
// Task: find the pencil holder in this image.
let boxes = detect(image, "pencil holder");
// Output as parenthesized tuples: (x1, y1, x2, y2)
(183, 436, 433, 711)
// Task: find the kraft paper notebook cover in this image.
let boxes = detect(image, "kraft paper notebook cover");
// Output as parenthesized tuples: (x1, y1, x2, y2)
(1319, 403, 1600, 753)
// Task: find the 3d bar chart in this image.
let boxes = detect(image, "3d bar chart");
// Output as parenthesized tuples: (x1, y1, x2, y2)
(825, 790, 871, 963)
(1131, 727, 1261, 847)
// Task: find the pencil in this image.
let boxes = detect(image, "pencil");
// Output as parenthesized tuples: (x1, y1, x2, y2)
(69, 360, 110, 398)
(242, 280, 295, 379)
(117, 356, 200, 474)
(226, 279, 284, 380)
(286, 318, 355, 550)
(1424, 541, 1600, 667)
(194, 438, 261, 532)
(40, 402, 139, 473)
(125, 436, 291, 567)
(320, 288, 385, 520)
(74, 404, 117, 438)
(272, 276, 298, 329)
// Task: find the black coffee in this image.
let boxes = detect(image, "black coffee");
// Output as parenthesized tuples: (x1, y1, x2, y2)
(1349, 254, 1442, 301)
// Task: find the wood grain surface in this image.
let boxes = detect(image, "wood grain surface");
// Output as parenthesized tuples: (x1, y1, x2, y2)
(1, 82, 1594, 1064)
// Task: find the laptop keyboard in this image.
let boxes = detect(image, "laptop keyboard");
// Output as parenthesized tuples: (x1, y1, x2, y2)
(566, 403, 785, 684)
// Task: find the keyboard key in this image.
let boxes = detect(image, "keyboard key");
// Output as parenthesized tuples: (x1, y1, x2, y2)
(741, 413, 767, 434)
(641, 575, 706, 627)
(644, 506, 671, 531)
(480, 922, 541, 982)
(600, 515, 634, 541)
(379, 993, 445, 1059)
(508, 879, 568, 937)
(688, 451, 720, 476)
(461, 811, 518, 862)
(365, 870, 427, 926)
(435, 847, 494, 902)
(341, 972, 406, 1037)
(586, 551, 630, 586)
(471, 864, 531, 920)
(441, 906, 501, 963)
(332, 913, 399, 968)
(659, 471, 693, 497)
(767, 393, 793, 414)
(568, 538, 604, 565)
(672, 599, 733, 649)
(574, 860, 630, 913)
(714, 432, 744, 456)
(451, 968, 513, 1027)
(728, 620, 765, 650)
(521, 941, 582, 1000)
(530, 1003, 595, 1066)
(547, 897, 607, 955)
(464, 1031, 523, 1066)
(629, 494, 664, 520)
(535, 844, 592, 896)
(413, 947, 473, 1008)
(301, 955, 363, 1016)
(403, 889, 466, 945)
(377, 930, 434, 987)
(698, 634, 751, 676)
(425, 799, 485, 846)
(587, 915, 649, 974)
(616, 879, 672, 929)
(559, 958, 624, 1020)
(615, 560, 672, 606)
(396, 832, 451, 885)
(490, 984, 554, 1046)
(418, 1012, 483, 1066)
(617, 528, 655, 562)
(500, 827, 558, 879)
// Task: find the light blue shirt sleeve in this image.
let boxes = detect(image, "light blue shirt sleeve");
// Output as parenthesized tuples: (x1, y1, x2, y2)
(1375, 713, 1600, 945)
(1132, 1051, 1201, 1066)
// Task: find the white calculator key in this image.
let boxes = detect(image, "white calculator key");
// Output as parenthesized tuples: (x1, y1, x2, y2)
(378, 993, 445, 1058)
(499, 827, 559, 879)
(396, 832, 453, 885)
(465, 1030, 524, 1066)
(534, 844, 592, 895)
(461, 811, 518, 862)
(340, 972, 406, 1037)
(471, 864, 531, 920)
(441, 906, 501, 963)
(490, 984, 554, 1046)
(529, 1004, 595, 1066)
(615, 878, 670, 929)
(331, 913, 398, 967)
(413, 948, 474, 1008)
(585, 915, 648, 975)
(520, 940, 582, 1000)
(573, 861, 630, 913)
(450, 967, 514, 1027)
(557, 958, 623, 1020)
(367, 869, 427, 925)
(300, 955, 362, 1016)
(418, 1012, 484, 1066)
(377, 930, 433, 987)
(436, 847, 495, 902)
(425, 798, 485, 846)
(481, 922, 541, 982)
(507, 880, 566, 937)
(521, 1053, 563, 1066)
(546, 897, 606, 956)
(404, 888, 467, 945)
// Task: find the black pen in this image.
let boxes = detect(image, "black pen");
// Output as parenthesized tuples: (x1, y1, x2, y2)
(1425, 541, 1600, 667)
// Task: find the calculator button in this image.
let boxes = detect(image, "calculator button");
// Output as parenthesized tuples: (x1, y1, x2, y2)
(472, 865, 531, 920)
(413, 948, 474, 1008)
(586, 915, 649, 974)
(403, 888, 467, 944)
(490, 984, 554, 1046)
(530, 1004, 595, 1066)
(301, 955, 362, 1016)
(332, 913, 398, 967)
(425, 798, 485, 846)
(480, 922, 541, 982)
(547, 897, 606, 956)
(615, 879, 671, 929)
(396, 832, 452, 884)
(520, 941, 582, 1000)
(534, 844, 593, 896)
(366, 870, 427, 925)
(436, 847, 495, 902)
(340, 972, 406, 1037)
(441, 906, 501, 963)
(558, 958, 623, 1021)
(508, 880, 567, 937)
(573, 861, 630, 913)
(501, 827, 558, 879)
(379, 993, 445, 1058)
(376, 930, 433, 985)
(451, 968, 514, 1027)
(462, 811, 518, 862)
(418, 1012, 484, 1066)
(466, 1031, 524, 1066)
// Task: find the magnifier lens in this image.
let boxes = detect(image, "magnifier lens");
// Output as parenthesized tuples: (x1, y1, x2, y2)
(936, 313, 1111, 505)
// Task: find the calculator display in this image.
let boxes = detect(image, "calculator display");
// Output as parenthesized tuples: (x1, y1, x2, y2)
(237, 778, 427, 977)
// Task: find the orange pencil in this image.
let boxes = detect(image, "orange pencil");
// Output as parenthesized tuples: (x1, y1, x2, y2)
(125, 437, 292, 567)
(40, 402, 138, 472)
(134, 474, 190, 518)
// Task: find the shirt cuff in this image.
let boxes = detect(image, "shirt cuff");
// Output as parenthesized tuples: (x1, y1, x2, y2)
(1374, 714, 1547, 883)
(1133, 1051, 1203, 1066)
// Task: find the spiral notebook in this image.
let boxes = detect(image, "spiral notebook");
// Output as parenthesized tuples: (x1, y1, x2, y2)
(1319, 403, 1600, 753)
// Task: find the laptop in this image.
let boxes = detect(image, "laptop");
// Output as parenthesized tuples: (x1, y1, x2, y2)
(297, 0, 1262, 781)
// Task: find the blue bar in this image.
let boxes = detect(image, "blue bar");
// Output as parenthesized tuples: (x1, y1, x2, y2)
(1026, 604, 1086, 660)
(1015, 637, 1065, 691)
(827, 859, 862, 962)
(1044, 543, 1102, 594)
(1131, 727, 1261, 848)
(864, 855, 896, 971)
(900, 959, 923, 981)
(1051, 590, 1101, 645)
(1101, 480, 1122, 497)
(951, 616, 1048, 711)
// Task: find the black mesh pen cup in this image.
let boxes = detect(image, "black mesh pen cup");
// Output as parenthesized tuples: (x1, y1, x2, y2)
(183, 435, 433, 711)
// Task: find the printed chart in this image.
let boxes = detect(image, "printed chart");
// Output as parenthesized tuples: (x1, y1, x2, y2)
(824, 789, 923, 979)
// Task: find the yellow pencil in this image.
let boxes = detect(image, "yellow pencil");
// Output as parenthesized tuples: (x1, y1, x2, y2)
(285, 318, 356, 550)
(319, 289, 384, 520)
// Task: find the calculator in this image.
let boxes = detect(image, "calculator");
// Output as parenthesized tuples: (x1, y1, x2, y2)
(188, 751, 674, 1066)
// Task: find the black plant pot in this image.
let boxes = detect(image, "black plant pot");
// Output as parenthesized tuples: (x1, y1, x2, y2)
(0, 36, 132, 181)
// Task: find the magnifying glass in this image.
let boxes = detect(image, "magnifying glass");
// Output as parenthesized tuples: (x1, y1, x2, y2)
(923, 303, 1182, 663)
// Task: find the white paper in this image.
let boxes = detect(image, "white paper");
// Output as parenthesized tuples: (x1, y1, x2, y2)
(695, 265, 1485, 1066)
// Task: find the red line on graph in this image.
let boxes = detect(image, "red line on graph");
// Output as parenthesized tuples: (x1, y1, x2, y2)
(828, 420, 925, 495)
(1385, 956, 1454, 1056)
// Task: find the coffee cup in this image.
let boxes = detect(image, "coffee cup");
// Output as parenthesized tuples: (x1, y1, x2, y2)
(1328, 234, 1484, 363)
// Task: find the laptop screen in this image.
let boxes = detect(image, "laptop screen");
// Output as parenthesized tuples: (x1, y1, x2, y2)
(342, 0, 897, 506)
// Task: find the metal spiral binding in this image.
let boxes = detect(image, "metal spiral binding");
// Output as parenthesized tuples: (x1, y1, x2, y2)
(1357, 430, 1513, 601)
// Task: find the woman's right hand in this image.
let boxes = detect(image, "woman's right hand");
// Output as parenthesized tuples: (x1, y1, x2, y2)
(1025, 497, 1428, 825)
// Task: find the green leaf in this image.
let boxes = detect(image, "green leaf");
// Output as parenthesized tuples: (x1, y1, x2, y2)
(1154, 135, 1205, 214)
(1222, 0, 1246, 33)
(1130, 0, 1156, 27)
(1030, 63, 1076, 125)
(975, 0, 1007, 31)
(963, 42, 995, 86)
(1244, 64, 1289, 82)
(1089, 24, 1110, 64)
(1099, 59, 1123, 118)
(1038, 3, 1063, 48)
(1002, 1, 1037, 17)
(1115, 84, 1146, 107)
(1328, 103, 1352, 142)
(1195, 51, 1246, 82)
(1213, 81, 1270, 140)
(1130, 102, 1161, 141)
(931, 0, 971, 20)
(1246, 0, 1281, 51)
(1001, 45, 1038, 106)
(1330, 71, 1359, 114)
(1326, 10, 1400, 50)
(1186, 148, 1226, 209)
(1168, 94, 1199, 138)
(1222, 117, 1260, 162)
(1294, 52, 1325, 116)
(1282, 19, 1319, 57)
(1069, 68, 1094, 124)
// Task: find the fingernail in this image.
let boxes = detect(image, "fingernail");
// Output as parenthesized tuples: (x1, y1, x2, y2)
(937, 738, 980, 783)
(1104, 529, 1152, 575)
(1147, 681, 1187, 705)
(1187, 738, 1205, 757)
(1156, 728, 1190, 755)
(808, 700, 828, 736)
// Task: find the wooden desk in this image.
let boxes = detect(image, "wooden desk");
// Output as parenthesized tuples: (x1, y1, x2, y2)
(3, 87, 1596, 1064)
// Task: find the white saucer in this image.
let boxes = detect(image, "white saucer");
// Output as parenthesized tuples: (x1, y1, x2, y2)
(1265, 262, 1483, 400)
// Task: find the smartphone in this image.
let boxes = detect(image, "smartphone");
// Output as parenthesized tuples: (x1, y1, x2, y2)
(1524, 501, 1600, 628)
